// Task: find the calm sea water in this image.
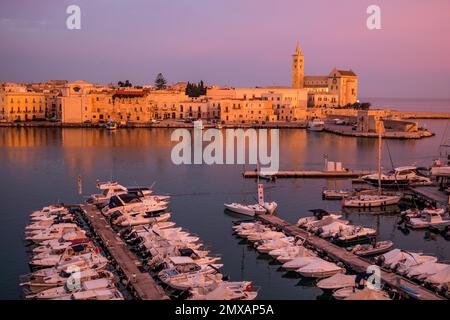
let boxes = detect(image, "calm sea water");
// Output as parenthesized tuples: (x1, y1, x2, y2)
(1, 116, 450, 299)
(365, 97, 450, 113)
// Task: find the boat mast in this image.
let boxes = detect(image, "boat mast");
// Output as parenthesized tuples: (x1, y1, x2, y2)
(378, 128, 382, 196)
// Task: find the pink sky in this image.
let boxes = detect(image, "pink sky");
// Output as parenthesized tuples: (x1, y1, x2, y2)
(0, 0, 449, 98)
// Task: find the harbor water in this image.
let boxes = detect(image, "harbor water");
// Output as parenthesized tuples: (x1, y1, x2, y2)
(1, 111, 450, 299)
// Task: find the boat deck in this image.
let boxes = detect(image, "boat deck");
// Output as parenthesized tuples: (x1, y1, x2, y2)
(243, 170, 372, 179)
(409, 186, 449, 208)
(257, 214, 445, 300)
(80, 204, 169, 300)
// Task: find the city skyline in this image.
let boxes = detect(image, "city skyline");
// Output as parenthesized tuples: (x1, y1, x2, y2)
(1, 0, 450, 98)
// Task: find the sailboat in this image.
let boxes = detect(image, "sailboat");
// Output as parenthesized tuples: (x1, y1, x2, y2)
(224, 184, 277, 217)
(343, 127, 401, 208)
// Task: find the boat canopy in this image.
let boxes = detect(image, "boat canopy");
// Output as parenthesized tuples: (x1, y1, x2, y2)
(169, 256, 195, 265)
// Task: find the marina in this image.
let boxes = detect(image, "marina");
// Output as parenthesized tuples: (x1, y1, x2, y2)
(2, 120, 450, 300)
(256, 214, 445, 300)
(80, 204, 168, 300)
(243, 170, 373, 179)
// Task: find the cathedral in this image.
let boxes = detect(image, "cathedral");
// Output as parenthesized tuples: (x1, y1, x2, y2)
(291, 42, 358, 108)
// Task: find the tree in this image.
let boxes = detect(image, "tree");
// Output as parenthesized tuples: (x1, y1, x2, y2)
(155, 73, 167, 90)
(118, 80, 132, 87)
(185, 80, 207, 97)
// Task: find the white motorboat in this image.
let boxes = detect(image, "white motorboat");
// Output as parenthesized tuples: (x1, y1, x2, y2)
(30, 243, 97, 268)
(110, 211, 171, 227)
(296, 260, 344, 278)
(30, 205, 67, 219)
(161, 271, 223, 291)
(224, 203, 266, 217)
(102, 193, 169, 217)
(21, 269, 114, 294)
(406, 211, 450, 229)
(276, 247, 316, 264)
(401, 207, 446, 218)
(406, 262, 449, 281)
(87, 181, 128, 204)
(307, 118, 325, 131)
(334, 287, 391, 300)
(64, 287, 124, 300)
(26, 226, 83, 243)
(378, 249, 438, 272)
(246, 231, 286, 242)
(297, 209, 342, 228)
(256, 237, 294, 254)
(361, 166, 432, 187)
(337, 226, 377, 242)
(28, 278, 114, 300)
(317, 221, 352, 238)
(317, 273, 356, 290)
(224, 183, 277, 216)
(425, 265, 450, 288)
(26, 223, 79, 237)
(190, 281, 258, 300)
(282, 256, 321, 271)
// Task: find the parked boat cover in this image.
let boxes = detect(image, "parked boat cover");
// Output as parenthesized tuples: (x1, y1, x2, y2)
(345, 289, 390, 300)
(317, 273, 356, 289)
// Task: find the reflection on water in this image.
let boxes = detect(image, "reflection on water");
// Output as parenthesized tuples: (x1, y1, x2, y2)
(1, 121, 450, 299)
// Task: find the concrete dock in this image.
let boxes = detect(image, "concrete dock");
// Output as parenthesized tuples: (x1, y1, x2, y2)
(243, 170, 372, 179)
(80, 204, 169, 300)
(408, 186, 449, 209)
(257, 214, 445, 300)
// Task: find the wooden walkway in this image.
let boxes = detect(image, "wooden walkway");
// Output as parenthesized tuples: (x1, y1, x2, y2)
(80, 205, 169, 300)
(258, 214, 445, 300)
(243, 170, 372, 179)
(409, 186, 449, 208)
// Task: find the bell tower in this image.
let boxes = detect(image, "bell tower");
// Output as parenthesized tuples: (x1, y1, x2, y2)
(291, 41, 304, 89)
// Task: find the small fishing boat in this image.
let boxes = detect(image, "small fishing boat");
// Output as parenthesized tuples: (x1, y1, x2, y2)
(351, 241, 394, 257)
